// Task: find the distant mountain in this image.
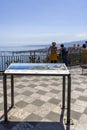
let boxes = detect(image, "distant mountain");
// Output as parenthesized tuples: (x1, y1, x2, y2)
(57, 40, 86, 48)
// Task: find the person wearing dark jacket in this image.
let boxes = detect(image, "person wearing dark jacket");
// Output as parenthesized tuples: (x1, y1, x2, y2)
(60, 44, 68, 66)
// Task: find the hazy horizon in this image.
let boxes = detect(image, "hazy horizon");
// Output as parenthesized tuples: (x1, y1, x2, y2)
(0, 39, 85, 48)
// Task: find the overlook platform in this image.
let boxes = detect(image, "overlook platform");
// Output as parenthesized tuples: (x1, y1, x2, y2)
(0, 66, 87, 130)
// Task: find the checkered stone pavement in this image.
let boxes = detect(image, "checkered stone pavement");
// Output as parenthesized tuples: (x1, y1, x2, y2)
(0, 66, 87, 130)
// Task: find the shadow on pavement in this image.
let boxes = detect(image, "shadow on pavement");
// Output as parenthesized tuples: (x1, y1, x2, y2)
(0, 121, 65, 130)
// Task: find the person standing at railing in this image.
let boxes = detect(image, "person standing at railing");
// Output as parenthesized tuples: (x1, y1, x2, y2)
(81, 44, 87, 64)
(48, 42, 59, 63)
(85, 41, 87, 47)
(60, 44, 68, 66)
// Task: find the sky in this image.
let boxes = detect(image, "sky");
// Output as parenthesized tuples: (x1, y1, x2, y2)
(0, 0, 87, 46)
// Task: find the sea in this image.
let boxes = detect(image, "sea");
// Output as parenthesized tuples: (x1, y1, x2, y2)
(0, 44, 50, 51)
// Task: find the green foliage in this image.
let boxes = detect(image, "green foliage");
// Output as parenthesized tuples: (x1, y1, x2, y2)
(29, 55, 35, 63)
(5, 59, 22, 66)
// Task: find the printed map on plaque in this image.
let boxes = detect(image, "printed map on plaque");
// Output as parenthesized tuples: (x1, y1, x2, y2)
(7, 63, 66, 70)
(5, 63, 70, 75)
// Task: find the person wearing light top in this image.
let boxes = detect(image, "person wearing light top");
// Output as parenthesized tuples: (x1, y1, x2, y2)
(48, 42, 58, 63)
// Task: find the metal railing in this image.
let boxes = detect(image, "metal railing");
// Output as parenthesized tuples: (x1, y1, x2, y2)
(0, 50, 49, 71)
(0, 49, 83, 71)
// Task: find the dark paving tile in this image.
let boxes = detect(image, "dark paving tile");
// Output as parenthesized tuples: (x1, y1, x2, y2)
(40, 78, 49, 81)
(37, 90, 46, 95)
(23, 90, 33, 96)
(39, 83, 49, 87)
(8, 92, 19, 97)
(83, 81, 87, 83)
(75, 87, 85, 91)
(16, 84, 25, 88)
(48, 98, 60, 105)
(72, 81, 81, 85)
(31, 79, 41, 82)
(45, 111, 60, 121)
(25, 113, 42, 121)
(71, 98, 76, 103)
(15, 101, 29, 108)
(78, 96, 87, 102)
(49, 77, 59, 80)
(51, 83, 60, 86)
(28, 84, 37, 88)
(84, 108, 87, 115)
(32, 99, 45, 106)
(0, 103, 3, 111)
(0, 93, 3, 97)
(50, 89, 60, 94)
(71, 110, 81, 120)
